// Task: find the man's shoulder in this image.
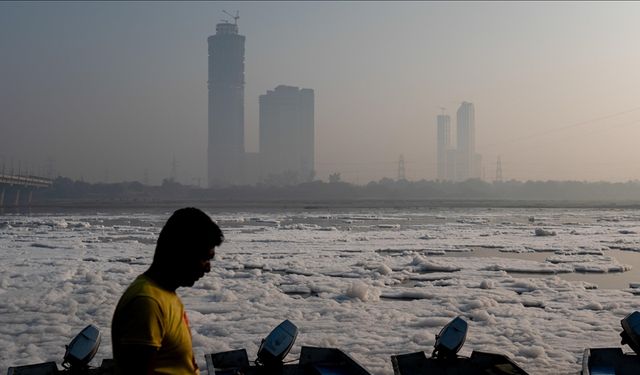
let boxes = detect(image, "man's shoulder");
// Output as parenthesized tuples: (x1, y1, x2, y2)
(114, 274, 182, 325)
(121, 274, 178, 305)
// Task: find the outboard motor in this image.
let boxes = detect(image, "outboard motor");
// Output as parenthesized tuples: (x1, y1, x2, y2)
(7, 324, 103, 375)
(62, 324, 102, 372)
(206, 320, 299, 374)
(391, 316, 529, 375)
(432, 316, 468, 359)
(620, 311, 640, 355)
(205, 320, 372, 375)
(581, 310, 640, 375)
(256, 319, 298, 367)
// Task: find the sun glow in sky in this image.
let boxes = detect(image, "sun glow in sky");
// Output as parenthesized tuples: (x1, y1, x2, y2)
(2, 1, 640, 184)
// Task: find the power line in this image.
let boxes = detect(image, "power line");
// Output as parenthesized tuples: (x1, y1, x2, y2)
(480, 105, 640, 150)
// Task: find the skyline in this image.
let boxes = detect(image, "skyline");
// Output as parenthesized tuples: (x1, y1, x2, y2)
(2, 2, 640, 184)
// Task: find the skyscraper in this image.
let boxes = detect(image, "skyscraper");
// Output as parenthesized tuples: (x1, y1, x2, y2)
(456, 101, 475, 181)
(207, 21, 245, 187)
(259, 85, 315, 183)
(436, 114, 451, 180)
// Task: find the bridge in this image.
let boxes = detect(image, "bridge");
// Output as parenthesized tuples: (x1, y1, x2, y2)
(0, 173, 53, 207)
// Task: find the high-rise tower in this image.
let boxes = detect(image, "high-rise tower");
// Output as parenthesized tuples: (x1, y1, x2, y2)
(397, 154, 406, 181)
(436, 114, 451, 180)
(456, 102, 475, 181)
(495, 155, 503, 182)
(259, 85, 315, 183)
(207, 19, 245, 187)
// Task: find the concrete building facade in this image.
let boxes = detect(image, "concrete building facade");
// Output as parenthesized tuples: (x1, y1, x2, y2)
(259, 85, 315, 184)
(456, 101, 476, 181)
(435, 102, 482, 182)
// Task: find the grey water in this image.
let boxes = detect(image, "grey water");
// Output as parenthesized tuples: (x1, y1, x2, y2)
(454, 248, 639, 290)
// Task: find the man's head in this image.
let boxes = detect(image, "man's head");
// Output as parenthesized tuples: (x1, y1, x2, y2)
(153, 207, 224, 288)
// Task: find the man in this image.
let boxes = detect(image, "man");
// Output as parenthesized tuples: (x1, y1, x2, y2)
(111, 207, 224, 374)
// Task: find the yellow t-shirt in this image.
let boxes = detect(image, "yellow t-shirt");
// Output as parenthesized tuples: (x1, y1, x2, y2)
(112, 274, 199, 375)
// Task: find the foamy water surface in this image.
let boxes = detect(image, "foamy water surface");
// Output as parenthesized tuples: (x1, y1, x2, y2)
(1, 206, 639, 374)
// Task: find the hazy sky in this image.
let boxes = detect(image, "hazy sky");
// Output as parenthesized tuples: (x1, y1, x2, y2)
(2, 1, 640, 184)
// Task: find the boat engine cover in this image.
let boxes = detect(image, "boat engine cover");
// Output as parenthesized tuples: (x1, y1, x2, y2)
(433, 316, 468, 359)
(257, 320, 298, 366)
(63, 324, 101, 368)
(620, 311, 640, 355)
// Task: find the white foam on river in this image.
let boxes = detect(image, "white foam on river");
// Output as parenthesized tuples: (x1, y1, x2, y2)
(0, 207, 639, 374)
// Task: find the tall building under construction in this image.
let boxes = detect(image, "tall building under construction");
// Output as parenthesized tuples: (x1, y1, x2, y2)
(207, 21, 245, 187)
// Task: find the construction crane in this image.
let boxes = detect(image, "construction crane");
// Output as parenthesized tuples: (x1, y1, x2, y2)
(223, 10, 239, 25)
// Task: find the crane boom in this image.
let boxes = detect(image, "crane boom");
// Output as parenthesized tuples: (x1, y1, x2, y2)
(222, 10, 239, 25)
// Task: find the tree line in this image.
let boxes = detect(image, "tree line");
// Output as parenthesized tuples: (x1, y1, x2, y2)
(33, 176, 640, 205)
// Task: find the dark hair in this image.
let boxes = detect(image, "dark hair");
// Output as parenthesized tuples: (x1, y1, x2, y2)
(153, 207, 224, 264)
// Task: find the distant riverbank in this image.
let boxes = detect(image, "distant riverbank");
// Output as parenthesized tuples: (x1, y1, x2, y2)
(15, 176, 640, 212)
(11, 198, 640, 215)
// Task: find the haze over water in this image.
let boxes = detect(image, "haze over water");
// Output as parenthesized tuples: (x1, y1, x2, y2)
(2, 2, 640, 184)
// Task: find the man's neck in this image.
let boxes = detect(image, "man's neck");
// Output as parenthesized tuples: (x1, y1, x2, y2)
(144, 265, 178, 292)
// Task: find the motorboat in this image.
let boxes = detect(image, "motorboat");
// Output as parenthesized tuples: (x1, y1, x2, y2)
(7, 320, 373, 375)
(205, 319, 373, 375)
(391, 316, 529, 375)
(9, 312, 640, 375)
(581, 311, 640, 375)
(7, 324, 113, 374)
